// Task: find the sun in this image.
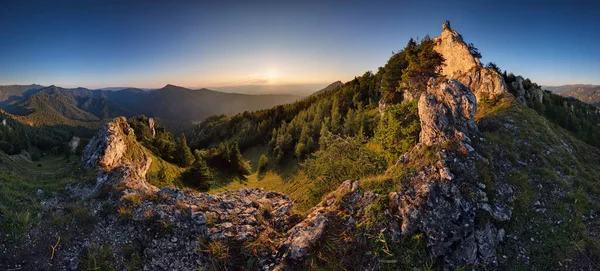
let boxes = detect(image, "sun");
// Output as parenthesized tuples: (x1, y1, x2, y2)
(266, 70, 277, 85)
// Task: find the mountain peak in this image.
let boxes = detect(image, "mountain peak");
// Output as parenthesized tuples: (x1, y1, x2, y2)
(433, 24, 507, 101)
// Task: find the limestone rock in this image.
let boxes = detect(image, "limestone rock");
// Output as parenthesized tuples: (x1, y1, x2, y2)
(455, 66, 509, 101)
(81, 117, 154, 195)
(434, 23, 508, 101)
(274, 180, 378, 270)
(512, 75, 543, 105)
(418, 78, 478, 146)
(68, 136, 80, 153)
(434, 23, 480, 78)
(82, 117, 131, 171)
(147, 117, 156, 137)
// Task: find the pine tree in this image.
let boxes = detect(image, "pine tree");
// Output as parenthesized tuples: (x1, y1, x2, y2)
(330, 97, 342, 134)
(175, 133, 195, 167)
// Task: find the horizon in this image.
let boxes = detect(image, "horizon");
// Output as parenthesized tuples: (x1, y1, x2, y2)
(1, 0, 599, 91)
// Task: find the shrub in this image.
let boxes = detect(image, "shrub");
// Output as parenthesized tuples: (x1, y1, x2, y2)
(303, 133, 387, 203)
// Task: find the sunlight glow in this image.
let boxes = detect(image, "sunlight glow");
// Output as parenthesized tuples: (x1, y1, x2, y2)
(267, 70, 278, 85)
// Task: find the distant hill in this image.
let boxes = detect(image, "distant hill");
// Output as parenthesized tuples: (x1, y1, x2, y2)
(0, 84, 301, 132)
(309, 81, 343, 96)
(544, 84, 600, 106)
(212, 83, 331, 96)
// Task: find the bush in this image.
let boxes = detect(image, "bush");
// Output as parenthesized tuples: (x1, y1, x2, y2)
(303, 133, 387, 203)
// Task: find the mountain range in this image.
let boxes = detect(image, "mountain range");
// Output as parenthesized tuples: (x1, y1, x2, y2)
(0, 84, 304, 131)
(544, 84, 600, 106)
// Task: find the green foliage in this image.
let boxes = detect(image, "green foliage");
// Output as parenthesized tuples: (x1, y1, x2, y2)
(504, 75, 600, 149)
(79, 244, 116, 271)
(257, 154, 268, 173)
(380, 50, 408, 103)
(0, 154, 85, 241)
(400, 36, 445, 95)
(205, 142, 251, 177)
(191, 71, 382, 165)
(375, 100, 420, 160)
(303, 133, 387, 203)
(0, 111, 75, 155)
(467, 42, 482, 59)
(485, 62, 501, 74)
(181, 150, 213, 191)
(128, 115, 154, 142)
(175, 133, 195, 167)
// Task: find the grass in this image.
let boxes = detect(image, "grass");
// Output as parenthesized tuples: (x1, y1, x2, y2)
(477, 94, 600, 269)
(145, 149, 186, 189)
(0, 153, 88, 240)
(210, 146, 315, 213)
(79, 244, 116, 271)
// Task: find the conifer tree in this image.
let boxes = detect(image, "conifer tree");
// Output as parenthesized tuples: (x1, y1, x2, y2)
(176, 133, 195, 167)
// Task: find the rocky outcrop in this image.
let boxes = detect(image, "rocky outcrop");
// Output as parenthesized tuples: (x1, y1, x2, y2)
(512, 75, 543, 105)
(434, 22, 508, 101)
(274, 180, 378, 270)
(435, 21, 480, 78)
(391, 77, 511, 267)
(418, 78, 478, 146)
(455, 66, 508, 101)
(130, 187, 296, 270)
(68, 136, 80, 153)
(71, 117, 300, 270)
(82, 117, 155, 195)
(147, 117, 156, 137)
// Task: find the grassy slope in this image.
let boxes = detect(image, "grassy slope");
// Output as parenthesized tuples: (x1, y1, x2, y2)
(476, 94, 600, 269)
(145, 149, 186, 189)
(0, 154, 93, 239)
(209, 145, 314, 213)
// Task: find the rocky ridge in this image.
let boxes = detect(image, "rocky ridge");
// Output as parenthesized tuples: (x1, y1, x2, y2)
(391, 77, 513, 267)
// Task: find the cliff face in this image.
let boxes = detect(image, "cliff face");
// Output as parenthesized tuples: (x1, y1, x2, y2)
(434, 23, 508, 101)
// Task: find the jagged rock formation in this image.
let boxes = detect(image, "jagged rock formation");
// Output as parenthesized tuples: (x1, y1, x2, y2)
(82, 117, 155, 195)
(274, 180, 378, 270)
(434, 22, 508, 101)
(418, 78, 477, 146)
(74, 117, 300, 270)
(511, 75, 544, 104)
(435, 21, 481, 78)
(147, 117, 156, 137)
(391, 78, 511, 267)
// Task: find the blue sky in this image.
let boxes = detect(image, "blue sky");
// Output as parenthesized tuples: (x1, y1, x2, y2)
(0, 0, 598, 89)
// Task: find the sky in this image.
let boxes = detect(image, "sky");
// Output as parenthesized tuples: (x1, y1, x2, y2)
(0, 0, 599, 90)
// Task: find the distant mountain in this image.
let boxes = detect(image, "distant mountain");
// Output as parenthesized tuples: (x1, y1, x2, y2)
(544, 84, 600, 106)
(212, 83, 330, 96)
(0, 84, 45, 104)
(309, 81, 343, 96)
(96, 87, 155, 91)
(0, 84, 301, 132)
